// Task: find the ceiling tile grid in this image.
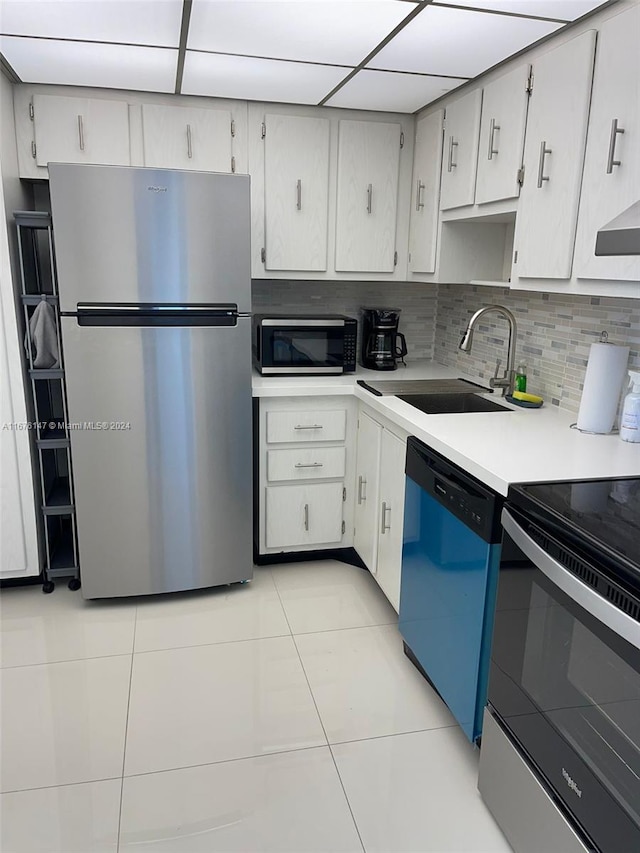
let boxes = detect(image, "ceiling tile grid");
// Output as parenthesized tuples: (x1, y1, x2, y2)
(0, 0, 615, 110)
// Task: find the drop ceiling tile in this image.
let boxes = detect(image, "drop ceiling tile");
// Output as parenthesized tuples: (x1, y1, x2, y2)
(0, 37, 178, 92)
(182, 52, 350, 104)
(434, 1, 610, 22)
(326, 69, 467, 113)
(188, 0, 415, 66)
(0, 0, 183, 47)
(369, 5, 562, 77)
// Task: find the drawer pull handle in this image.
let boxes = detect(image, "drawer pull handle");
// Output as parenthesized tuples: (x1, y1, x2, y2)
(366, 183, 373, 214)
(304, 503, 309, 531)
(77, 115, 85, 151)
(296, 178, 302, 210)
(295, 462, 323, 468)
(187, 124, 193, 159)
(294, 424, 323, 430)
(606, 118, 624, 173)
(381, 501, 391, 534)
(357, 475, 366, 504)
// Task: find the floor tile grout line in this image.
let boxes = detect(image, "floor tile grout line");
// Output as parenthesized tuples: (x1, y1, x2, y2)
(115, 605, 137, 853)
(281, 581, 367, 853)
(132, 629, 293, 657)
(119, 743, 334, 782)
(0, 650, 135, 670)
(0, 725, 462, 797)
(290, 618, 399, 639)
(0, 775, 123, 796)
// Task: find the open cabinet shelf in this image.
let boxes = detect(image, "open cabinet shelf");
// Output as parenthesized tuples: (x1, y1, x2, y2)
(15, 210, 80, 593)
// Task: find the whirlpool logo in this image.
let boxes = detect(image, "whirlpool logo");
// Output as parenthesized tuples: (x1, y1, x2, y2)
(562, 768, 582, 798)
(147, 185, 168, 193)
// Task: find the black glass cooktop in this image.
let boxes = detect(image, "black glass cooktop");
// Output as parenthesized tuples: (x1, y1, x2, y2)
(508, 478, 640, 576)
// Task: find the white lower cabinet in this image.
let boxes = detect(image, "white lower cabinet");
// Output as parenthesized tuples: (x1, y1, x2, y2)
(353, 408, 407, 612)
(257, 396, 356, 555)
(353, 412, 383, 572)
(266, 482, 344, 548)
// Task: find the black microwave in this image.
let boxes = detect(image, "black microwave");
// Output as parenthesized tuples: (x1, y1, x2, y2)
(253, 315, 357, 375)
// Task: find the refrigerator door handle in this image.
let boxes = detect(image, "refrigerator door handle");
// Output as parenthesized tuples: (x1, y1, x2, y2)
(76, 303, 239, 314)
(73, 303, 247, 327)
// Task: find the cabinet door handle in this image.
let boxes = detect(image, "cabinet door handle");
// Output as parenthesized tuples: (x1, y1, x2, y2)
(77, 115, 85, 151)
(606, 118, 624, 174)
(415, 179, 425, 211)
(447, 137, 458, 172)
(296, 179, 302, 210)
(186, 124, 193, 159)
(487, 118, 500, 160)
(381, 501, 391, 534)
(536, 140, 552, 188)
(294, 424, 323, 430)
(304, 503, 309, 531)
(357, 475, 366, 504)
(366, 183, 373, 214)
(295, 462, 323, 469)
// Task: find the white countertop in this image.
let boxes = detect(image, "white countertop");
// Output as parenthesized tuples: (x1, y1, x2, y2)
(253, 360, 640, 496)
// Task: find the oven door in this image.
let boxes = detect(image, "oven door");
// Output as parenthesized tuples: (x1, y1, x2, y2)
(259, 319, 345, 374)
(489, 506, 640, 853)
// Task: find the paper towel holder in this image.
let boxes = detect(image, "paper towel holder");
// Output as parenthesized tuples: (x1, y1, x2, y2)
(570, 330, 627, 434)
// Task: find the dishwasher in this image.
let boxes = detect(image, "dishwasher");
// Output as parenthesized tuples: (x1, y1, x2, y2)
(399, 437, 503, 744)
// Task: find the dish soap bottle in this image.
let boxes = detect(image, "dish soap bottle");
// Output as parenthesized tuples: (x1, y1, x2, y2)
(620, 370, 640, 443)
(514, 363, 527, 393)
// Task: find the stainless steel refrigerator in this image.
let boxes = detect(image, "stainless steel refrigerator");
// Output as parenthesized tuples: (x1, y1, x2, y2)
(49, 163, 253, 599)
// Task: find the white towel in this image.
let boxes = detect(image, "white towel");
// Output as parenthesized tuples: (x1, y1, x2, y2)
(25, 299, 59, 368)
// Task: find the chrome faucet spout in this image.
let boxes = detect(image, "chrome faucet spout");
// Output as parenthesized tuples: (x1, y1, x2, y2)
(457, 304, 518, 396)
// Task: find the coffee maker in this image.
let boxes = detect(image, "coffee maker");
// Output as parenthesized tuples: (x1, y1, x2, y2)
(360, 308, 408, 371)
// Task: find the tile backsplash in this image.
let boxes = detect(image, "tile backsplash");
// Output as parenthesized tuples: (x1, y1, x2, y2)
(252, 279, 639, 415)
(435, 284, 640, 414)
(251, 280, 438, 359)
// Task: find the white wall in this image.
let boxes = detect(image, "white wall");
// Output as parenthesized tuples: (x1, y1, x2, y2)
(1, 71, 39, 578)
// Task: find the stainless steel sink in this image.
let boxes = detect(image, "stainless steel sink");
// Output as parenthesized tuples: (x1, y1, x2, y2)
(396, 393, 512, 415)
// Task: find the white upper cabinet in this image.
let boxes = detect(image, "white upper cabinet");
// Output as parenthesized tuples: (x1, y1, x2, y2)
(142, 104, 233, 172)
(335, 119, 401, 272)
(264, 113, 330, 272)
(32, 94, 130, 168)
(475, 65, 530, 205)
(574, 5, 640, 283)
(513, 30, 596, 280)
(440, 89, 482, 210)
(408, 110, 444, 274)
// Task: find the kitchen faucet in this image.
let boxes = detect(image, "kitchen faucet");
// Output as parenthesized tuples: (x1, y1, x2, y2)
(458, 305, 518, 397)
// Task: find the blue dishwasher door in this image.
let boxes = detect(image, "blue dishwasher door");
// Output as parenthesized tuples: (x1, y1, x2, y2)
(399, 439, 501, 743)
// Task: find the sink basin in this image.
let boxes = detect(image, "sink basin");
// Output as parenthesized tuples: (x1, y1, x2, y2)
(396, 393, 512, 415)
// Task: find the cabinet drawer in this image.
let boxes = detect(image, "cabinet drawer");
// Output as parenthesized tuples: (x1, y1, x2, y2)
(267, 447, 346, 482)
(266, 409, 347, 443)
(266, 483, 344, 548)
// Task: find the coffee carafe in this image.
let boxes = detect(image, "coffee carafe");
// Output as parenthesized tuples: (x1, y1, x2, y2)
(361, 308, 408, 371)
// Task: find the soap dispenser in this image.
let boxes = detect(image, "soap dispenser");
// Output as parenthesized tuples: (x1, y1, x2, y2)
(620, 370, 640, 443)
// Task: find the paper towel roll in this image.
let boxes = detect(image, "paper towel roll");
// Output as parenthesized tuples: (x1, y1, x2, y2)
(577, 342, 629, 433)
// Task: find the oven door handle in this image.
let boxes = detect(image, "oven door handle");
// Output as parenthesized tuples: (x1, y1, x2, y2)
(502, 508, 640, 650)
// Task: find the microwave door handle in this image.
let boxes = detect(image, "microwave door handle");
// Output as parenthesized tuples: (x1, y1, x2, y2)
(501, 509, 640, 650)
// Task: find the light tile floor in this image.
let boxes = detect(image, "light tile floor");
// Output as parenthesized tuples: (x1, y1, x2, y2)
(0, 561, 512, 853)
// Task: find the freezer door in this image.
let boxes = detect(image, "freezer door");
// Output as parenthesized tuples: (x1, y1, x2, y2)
(49, 164, 251, 314)
(61, 315, 253, 598)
